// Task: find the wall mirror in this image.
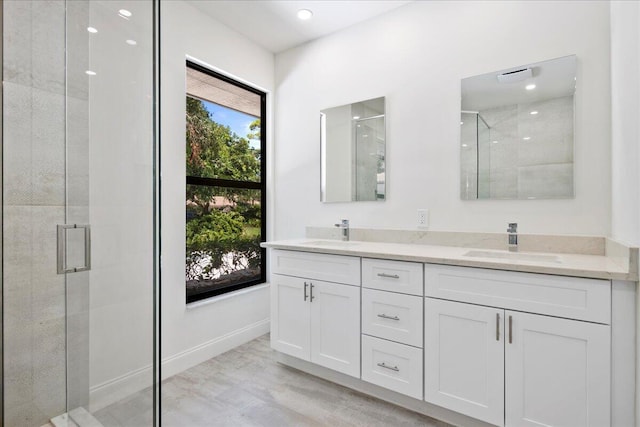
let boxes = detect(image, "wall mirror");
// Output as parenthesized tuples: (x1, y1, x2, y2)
(460, 55, 576, 200)
(321, 97, 386, 202)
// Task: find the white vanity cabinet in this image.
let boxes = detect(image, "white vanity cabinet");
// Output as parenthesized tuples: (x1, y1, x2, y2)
(424, 265, 611, 427)
(270, 250, 361, 377)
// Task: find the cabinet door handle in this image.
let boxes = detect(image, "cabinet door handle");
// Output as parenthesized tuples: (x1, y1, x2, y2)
(377, 273, 400, 279)
(310, 283, 315, 302)
(508, 315, 513, 344)
(496, 313, 500, 341)
(377, 313, 400, 321)
(377, 362, 399, 372)
(303, 282, 308, 301)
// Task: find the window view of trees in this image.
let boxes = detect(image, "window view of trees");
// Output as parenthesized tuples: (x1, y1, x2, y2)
(185, 91, 265, 302)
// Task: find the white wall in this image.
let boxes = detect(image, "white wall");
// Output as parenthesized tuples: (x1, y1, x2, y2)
(274, 1, 611, 238)
(611, 1, 640, 247)
(160, 1, 273, 377)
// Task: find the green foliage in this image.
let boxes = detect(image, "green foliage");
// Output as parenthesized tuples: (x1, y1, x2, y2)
(186, 210, 261, 281)
(186, 97, 260, 182)
(185, 96, 263, 283)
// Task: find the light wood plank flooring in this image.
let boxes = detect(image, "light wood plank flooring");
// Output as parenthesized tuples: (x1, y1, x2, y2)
(94, 334, 450, 426)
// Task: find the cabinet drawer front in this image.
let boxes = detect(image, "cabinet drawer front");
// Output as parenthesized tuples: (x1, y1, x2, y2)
(361, 335, 423, 399)
(271, 249, 360, 285)
(362, 258, 423, 295)
(362, 289, 423, 347)
(425, 265, 611, 324)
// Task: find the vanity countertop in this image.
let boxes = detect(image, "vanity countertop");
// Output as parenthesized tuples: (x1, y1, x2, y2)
(262, 239, 637, 281)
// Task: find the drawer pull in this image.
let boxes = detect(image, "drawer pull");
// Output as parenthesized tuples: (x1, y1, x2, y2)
(377, 313, 400, 321)
(496, 313, 500, 341)
(377, 362, 399, 372)
(377, 273, 400, 279)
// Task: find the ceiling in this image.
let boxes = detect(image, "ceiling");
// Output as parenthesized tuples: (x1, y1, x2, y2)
(186, 0, 413, 53)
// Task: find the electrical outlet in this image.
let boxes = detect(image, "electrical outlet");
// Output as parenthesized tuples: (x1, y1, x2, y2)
(417, 209, 429, 228)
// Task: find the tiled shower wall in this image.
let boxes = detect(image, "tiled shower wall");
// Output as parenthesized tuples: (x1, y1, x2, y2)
(3, 1, 89, 425)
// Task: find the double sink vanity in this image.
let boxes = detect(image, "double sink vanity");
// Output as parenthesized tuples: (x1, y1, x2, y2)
(262, 230, 638, 427)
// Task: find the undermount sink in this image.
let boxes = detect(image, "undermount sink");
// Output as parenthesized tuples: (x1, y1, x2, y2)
(463, 250, 561, 263)
(303, 240, 360, 247)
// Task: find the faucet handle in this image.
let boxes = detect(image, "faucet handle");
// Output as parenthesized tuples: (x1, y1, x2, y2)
(335, 219, 349, 227)
(507, 222, 518, 233)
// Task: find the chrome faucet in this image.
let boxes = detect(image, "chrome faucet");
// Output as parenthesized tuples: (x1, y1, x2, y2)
(335, 219, 350, 241)
(507, 222, 518, 252)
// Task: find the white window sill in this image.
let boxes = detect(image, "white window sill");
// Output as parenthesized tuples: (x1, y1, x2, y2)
(186, 283, 270, 310)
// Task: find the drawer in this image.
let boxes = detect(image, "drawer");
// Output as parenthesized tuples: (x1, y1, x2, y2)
(362, 289, 423, 347)
(424, 264, 611, 324)
(362, 258, 423, 295)
(271, 249, 360, 286)
(362, 335, 423, 399)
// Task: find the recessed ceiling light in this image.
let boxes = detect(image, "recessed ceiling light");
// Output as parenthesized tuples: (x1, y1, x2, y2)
(87, 26, 98, 33)
(460, 121, 464, 125)
(353, 115, 360, 120)
(530, 111, 538, 115)
(525, 84, 536, 90)
(119, 9, 132, 19)
(85, 70, 96, 76)
(461, 144, 468, 148)
(126, 39, 137, 46)
(297, 9, 313, 20)
(522, 136, 531, 140)
(492, 140, 499, 144)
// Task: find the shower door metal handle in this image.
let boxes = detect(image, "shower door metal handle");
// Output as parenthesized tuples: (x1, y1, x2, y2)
(57, 224, 91, 274)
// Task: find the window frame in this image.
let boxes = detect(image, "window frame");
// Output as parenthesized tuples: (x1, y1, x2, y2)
(185, 61, 267, 304)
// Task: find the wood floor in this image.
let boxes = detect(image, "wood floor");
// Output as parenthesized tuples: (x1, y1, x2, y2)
(94, 334, 450, 426)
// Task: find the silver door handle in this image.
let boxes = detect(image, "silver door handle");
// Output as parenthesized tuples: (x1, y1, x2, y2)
(509, 315, 513, 344)
(496, 313, 500, 341)
(57, 224, 91, 274)
(310, 283, 315, 302)
(377, 273, 400, 279)
(377, 314, 400, 321)
(304, 282, 309, 301)
(377, 362, 399, 372)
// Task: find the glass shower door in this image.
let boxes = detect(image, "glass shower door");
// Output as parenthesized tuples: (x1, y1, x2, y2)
(2, 0, 158, 425)
(64, 0, 158, 425)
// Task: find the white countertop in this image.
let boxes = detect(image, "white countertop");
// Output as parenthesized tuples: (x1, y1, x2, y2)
(262, 239, 637, 281)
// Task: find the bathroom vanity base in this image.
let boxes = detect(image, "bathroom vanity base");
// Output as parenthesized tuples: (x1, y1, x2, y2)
(265, 244, 638, 427)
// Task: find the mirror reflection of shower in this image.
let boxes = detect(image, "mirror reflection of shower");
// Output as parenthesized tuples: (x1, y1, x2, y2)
(354, 114, 385, 201)
(321, 96, 386, 202)
(460, 111, 490, 199)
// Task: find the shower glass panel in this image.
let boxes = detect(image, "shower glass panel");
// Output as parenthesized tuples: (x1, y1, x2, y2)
(354, 116, 385, 201)
(460, 112, 478, 199)
(2, 0, 158, 426)
(476, 114, 490, 198)
(460, 112, 490, 199)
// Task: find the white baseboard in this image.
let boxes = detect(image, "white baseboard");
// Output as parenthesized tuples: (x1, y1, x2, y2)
(89, 363, 152, 413)
(89, 318, 270, 412)
(161, 318, 270, 379)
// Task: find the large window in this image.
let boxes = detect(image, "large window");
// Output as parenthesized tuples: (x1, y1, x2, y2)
(185, 61, 266, 303)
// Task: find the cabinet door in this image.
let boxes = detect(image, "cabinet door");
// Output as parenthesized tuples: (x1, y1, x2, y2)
(425, 298, 505, 427)
(310, 281, 361, 377)
(505, 311, 610, 427)
(270, 274, 310, 360)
